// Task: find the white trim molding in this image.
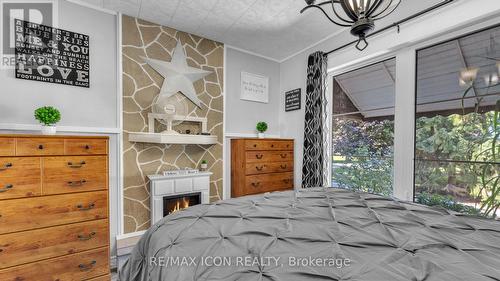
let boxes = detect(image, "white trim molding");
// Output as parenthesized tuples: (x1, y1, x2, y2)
(0, 123, 121, 134)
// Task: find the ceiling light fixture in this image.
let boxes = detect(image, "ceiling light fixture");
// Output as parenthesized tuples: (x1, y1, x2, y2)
(301, 0, 402, 51)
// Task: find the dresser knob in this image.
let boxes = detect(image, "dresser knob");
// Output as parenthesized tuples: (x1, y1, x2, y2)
(0, 163, 12, 171)
(251, 182, 261, 187)
(38, 144, 44, 150)
(78, 260, 97, 271)
(77, 203, 95, 211)
(253, 144, 257, 147)
(85, 145, 91, 150)
(255, 166, 264, 171)
(280, 164, 287, 169)
(78, 231, 96, 241)
(0, 184, 13, 193)
(271, 144, 274, 148)
(256, 154, 263, 159)
(68, 180, 87, 187)
(283, 179, 291, 184)
(67, 161, 86, 168)
(280, 154, 287, 158)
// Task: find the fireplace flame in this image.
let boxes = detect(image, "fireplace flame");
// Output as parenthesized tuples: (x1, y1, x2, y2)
(170, 197, 190, 214)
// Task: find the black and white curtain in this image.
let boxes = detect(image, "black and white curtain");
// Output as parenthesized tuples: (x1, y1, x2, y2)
(302, 51, 329, 188)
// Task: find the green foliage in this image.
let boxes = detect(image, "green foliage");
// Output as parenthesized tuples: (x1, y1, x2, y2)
(34, 106, 61, 126)
(201, 160, 207, 164)
(415, 109, 500, 218)
(256, 122, 268, 133)
(415, 192, 481, 216)
(332, 118, 394, 196)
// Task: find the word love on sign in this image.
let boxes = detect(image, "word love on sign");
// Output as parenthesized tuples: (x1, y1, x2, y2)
(14, 19, 90, 88)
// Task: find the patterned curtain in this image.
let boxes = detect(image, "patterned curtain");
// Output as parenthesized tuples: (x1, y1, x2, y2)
(302, 51, 329, 188)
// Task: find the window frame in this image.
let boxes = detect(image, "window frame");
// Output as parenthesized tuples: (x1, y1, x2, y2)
(412, 22, 500, 201)
(327, 16, 500, 202)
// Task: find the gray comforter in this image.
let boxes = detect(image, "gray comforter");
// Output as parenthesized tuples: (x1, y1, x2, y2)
(119, 188, 500, 281)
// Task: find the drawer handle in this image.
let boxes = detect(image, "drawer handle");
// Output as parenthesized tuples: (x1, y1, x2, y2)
(0, 184, 13, 193)
(68, 179, 87, 187)
(78, 260, 97, 271)
(77, 203, 95, 211)
(251, 182, 261, 187)
(68, 161, 86, 168)
(280, 164, 288, 169)
(85, 145, 91, 150)
(256, 154, 264, 159)
(78, 231, 96, 241)
(271, 144, 274, 148)
(38, 144, 44, 150)
(280, 154, 287, 158)
(255, 166, 264, 171)
(253, 144, 257, 148)
(283, 179, 291, 184)
(0, 163, 12, 171)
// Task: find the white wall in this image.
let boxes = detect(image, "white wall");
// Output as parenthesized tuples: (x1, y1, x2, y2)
(0, 0, 118, 130)
(223, 46, 282, 199)
(225, 47, 281, 136)
(0, 0, 121, 258)
(279, 0, 500, 194)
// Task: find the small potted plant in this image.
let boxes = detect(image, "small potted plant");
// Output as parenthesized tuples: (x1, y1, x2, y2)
(34, 106, 61, 135)
(256, 121, 268, 138)
(200, 160, 208, 171)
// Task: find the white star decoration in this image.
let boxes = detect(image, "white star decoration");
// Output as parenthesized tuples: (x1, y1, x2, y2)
(142, 42, 212, 108)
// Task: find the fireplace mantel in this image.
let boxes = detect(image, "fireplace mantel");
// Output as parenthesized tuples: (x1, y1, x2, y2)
(148, 172, 212, 224)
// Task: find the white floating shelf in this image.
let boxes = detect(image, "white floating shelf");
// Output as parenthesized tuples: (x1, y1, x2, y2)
(128, 132, 217, 145)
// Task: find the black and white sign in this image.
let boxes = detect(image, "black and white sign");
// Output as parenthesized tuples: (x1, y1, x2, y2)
(14, 19, 90, 87)
(285, 88, 301, 112)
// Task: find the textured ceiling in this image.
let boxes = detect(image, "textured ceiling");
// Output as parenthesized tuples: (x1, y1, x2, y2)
(80, 0, 444, 61)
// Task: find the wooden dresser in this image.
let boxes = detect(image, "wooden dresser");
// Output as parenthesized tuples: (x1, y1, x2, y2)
(0, 135, 110, 281)
(231, 138, 294, 197)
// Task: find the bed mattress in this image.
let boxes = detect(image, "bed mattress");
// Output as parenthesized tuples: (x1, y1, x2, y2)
(119, 188, 500, 281)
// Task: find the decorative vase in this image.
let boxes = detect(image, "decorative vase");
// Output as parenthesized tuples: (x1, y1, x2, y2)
(200, 163, 208, 170)
(41, 125, 57, 135)
(258, 133, 265, 139)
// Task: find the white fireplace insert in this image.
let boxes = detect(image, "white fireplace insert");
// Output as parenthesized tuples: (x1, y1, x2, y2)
(148, 172, 212, 224)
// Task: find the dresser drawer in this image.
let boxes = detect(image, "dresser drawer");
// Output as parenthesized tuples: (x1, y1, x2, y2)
(245, 151, 293, 163)
(65, 139, 108, 155)
(0, 247, 109, 281)
(245, 161, 294, 175)
(244, 172, 293, 195)
(0, 158, 41, 200)
(245, 140, 293, 151)
(42, 156, 108, 195)
(88, 274, 111, 281)
(0, 138, 15, 156)
(0, 191, 108, 234)
(0, 219, 108, 268)
(16, 138, 64, 156)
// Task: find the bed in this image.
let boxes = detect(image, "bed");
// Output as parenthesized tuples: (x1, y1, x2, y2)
(119, 188, 500, 281)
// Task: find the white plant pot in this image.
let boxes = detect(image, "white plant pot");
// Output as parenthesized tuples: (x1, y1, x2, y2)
(200, 163, 208, 170)
(41, 125, 57, 135)
(258, 133, 265, 139)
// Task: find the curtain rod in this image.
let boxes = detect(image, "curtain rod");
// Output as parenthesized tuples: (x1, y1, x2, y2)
(324, 0, 457, 56)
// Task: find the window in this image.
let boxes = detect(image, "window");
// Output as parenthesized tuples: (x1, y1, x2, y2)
(414, 25, 500, 217)
(332, 59, 396, 196)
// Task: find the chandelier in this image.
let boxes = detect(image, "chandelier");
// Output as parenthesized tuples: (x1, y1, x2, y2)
(301, 0, 402, 51)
